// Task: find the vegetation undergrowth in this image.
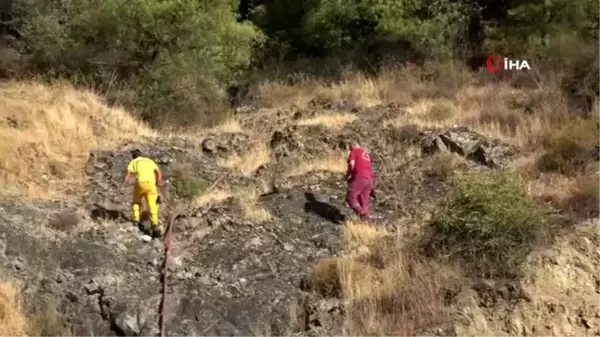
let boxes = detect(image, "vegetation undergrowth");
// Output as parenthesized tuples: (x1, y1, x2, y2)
(0, 0, 597, 335)
(423, 171, 553, 279)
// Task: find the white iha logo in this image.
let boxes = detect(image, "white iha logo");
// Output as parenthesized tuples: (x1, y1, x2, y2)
(486, 55, 531, 72)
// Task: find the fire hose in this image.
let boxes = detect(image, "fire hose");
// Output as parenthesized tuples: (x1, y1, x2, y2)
(159, 172, 230, 337)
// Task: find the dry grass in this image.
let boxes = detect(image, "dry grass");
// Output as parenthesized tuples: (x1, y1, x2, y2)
(527, 173, 577, 204)
(258, 64, 595, 165)
(193, 189, 232, 208)
(259, 65, 580, 153)
(528, 172, 600, 218)
(284, 153, 347, 177)
(0, 281, 71, 336)
(384, 84, 572, 149)
(0, 81, 156, 200)
(237, 188, 272, 223)
(256, 62, 469, 111)
(0, 282, 27, 336)
(421, 152, 467, 181)
(258, 71, 383, 109)
(341, 252, 454, 336)
(304, 220, 456, 335)
(206, 118, 243, 134)
(342, 219, 390, 248)
(264, 72, 548, 152)
(218, 142, 272, 176)
(27, 298, 73, 336)
(534, 114, 599, 176)
(296, 112, 357, 130)
(304, 257, 378, 298)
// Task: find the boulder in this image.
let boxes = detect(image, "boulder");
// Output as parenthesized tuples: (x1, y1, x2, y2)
(421, 127, 517, 168)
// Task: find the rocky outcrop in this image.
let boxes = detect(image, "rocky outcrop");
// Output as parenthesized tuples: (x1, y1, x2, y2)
(0, 142, 356, 336)
(453, 221, 599, 337)
(421, 127, 517, 168)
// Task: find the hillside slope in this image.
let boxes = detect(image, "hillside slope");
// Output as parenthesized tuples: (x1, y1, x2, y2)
(0, 76, 598, 336)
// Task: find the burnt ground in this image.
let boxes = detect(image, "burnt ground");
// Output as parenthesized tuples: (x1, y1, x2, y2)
(2, 102, 595, 336)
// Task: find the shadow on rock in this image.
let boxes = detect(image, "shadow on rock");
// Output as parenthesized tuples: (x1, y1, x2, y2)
(90, 203, 127, 222)
(303, 192, 345, 224)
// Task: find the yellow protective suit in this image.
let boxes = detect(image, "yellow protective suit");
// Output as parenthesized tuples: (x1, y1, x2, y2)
(127, 156, 160, 226)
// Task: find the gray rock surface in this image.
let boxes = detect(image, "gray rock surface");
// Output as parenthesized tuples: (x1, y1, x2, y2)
(0, 105, 523, 336)
(421, 126, 517, 168)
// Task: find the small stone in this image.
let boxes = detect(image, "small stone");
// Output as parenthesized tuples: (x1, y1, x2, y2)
(152, 239, 163, 249)
(282, 242, 294, 251)
(202, 138, 217, 153)
(171, 256, 183, 268)
(13, 260, 24, 271)
(248, 237, 262, 247)
(141, 235, 152, 242)
(198, 275, 211, 286)
(84, 281, 100, 294)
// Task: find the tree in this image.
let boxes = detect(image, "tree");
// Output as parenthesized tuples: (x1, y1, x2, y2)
(13, 0, 265, 125)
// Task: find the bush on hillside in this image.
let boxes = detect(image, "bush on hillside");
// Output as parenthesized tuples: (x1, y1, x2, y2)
(536, 115, 599, 176)
(251, 0, 476, 59)
(422, 171, 551, 278)
(171, 163, 210, 199)
(13, 0, 264, 126)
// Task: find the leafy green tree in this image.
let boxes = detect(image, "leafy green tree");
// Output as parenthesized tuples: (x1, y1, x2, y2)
(253, 0, 477, 59)
(13, 0, 265, 125)
(376, 0, 478, 58)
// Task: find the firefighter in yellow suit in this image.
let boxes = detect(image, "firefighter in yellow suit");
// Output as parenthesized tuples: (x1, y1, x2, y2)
(121, 149, 164, 238)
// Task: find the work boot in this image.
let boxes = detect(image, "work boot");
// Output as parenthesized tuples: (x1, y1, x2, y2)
(151, 224, 163, 239)
(137, 221, 150, 234)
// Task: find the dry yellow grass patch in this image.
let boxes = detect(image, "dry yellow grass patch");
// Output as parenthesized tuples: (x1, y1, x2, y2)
(296, 112, 357, 130)
(0, 282, 27, 336)
(385, 84, 570, 149)
(230, 184, 273, 223)
(258, 71, 385, 109)
(218, 142, 271, 176)
(341, 255, 451, 337)
(206, 118, 243, 134)
(383, 98, 459, 129)
(305, 231, 454, 335)
(284, 153, 347, 177)
(307, 216, 458, 334)
(528, 172, 600, 218)
(305, 257, 378, 298)
(342, 220, 390, 248)
(527, 173, 576, 203)
(0, 81, 156, 200)
(238, 192, 272, 223)
(193, 189, 232, 208)
(256, 63, 467, 111)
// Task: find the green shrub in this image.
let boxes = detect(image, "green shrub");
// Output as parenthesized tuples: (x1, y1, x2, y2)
(171, 162, 210, 199)
(423, 171, 551, 278)
(13, 0, 265, 127)
(174, 176, 209, 200)
(251, 0, 476, 59)
(536, 115, 599, 176)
